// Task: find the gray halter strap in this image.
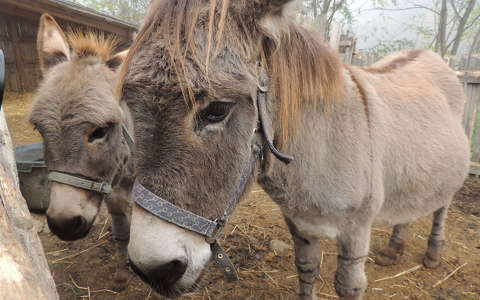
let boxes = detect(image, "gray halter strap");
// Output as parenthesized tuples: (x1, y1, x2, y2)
(48, 124, 134, 195)
(48, 171, 113, 194)
(133, 144, 261, 281)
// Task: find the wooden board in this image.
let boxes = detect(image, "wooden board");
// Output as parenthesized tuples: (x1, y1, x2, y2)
(0, 111, 59, 300)
(470, 162, 480, 176)
(460, 72, 480, 171)
(0, 0, 136, 92)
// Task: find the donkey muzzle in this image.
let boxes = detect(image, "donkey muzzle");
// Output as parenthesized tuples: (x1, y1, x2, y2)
(46, 215, 91, 241)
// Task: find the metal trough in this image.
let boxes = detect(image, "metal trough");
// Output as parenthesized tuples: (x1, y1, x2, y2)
(14, 142, 50, 212)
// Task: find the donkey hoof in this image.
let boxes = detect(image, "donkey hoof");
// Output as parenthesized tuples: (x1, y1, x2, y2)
(337, 291, 364, 300)
(335, 283, 364, 300)
(299, 293, 317, 300)
(112, 269, 130, 291)
(423, 255, 440, 269)
(375, 247, 401, 266)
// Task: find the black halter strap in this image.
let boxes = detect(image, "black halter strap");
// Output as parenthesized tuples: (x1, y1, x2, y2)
(133, 69, 294, 281)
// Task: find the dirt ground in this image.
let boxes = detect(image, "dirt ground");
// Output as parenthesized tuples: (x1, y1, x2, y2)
(4, 92, 480, 300)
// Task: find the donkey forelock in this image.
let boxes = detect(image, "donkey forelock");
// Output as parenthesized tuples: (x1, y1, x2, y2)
(119, 0, 345, 141)
(67, 30, 118, 63)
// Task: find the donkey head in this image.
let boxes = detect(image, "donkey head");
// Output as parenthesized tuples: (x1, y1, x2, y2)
(30, 14, 129, 241)
(121, 0, 306, 296)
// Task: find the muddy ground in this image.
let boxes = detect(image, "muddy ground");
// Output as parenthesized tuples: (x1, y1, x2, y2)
(4, 92, 480, 300)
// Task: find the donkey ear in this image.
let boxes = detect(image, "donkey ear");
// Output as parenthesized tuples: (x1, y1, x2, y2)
(257, 0, 295, 16)
(256, 0, 296, 40)
(106, 49, 129, 71)
(37, 14, 70, 73)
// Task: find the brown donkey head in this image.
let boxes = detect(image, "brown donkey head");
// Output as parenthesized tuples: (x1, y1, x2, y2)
(121, 0, 343, 296)
(30, 14, 129, 241)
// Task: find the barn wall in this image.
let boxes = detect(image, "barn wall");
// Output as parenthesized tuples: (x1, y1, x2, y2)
(0, 8, 133, 93)
(0, 11, 41, 92)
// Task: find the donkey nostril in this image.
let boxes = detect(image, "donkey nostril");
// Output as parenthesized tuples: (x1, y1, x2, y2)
(72, 216, 86, 229)
(46, 215, 59, 232)
(46, 215, 89, 240)
(149, 259, 187, 288)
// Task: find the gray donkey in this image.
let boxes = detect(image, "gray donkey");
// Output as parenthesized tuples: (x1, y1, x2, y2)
(120, 1, 470, 299)
(29, 14, 134, 289)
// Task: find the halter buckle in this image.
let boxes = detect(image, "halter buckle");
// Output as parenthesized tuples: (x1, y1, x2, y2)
(205, 218, 225, 244)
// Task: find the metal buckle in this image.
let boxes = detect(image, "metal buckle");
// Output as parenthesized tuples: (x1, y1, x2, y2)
(205, 219, 224, 244)
(258, 84, 268, 93)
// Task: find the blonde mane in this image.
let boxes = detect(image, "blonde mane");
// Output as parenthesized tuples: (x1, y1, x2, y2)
(262, 24, 345, 141)
(67, 30, 118, 61)
(119, 0, 345, 141)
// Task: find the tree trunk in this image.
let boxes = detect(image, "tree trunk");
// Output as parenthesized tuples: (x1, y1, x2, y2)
(466, 25, 480, 70)
(318, 0, 332, 39)
(0, 112, 59, 300)
(312, 0, 318, 19)
(451, 0, 477, 55)
(436, 0, 448, 57)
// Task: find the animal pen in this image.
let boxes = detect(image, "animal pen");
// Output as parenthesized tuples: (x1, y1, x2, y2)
(0, 3, 479, 298)
(0, 0, 137, 92)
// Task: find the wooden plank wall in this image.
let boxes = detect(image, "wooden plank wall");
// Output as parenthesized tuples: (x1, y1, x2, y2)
(0, 9, 133, 93)
(459, 72, 480, 175)
(0, 12, 40, 92)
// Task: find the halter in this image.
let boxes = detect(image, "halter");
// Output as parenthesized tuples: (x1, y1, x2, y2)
(47, 124, 134, 195)
(133, 69, 293, 281)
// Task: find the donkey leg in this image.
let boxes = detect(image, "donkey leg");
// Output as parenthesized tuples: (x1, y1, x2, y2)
(285, 218, 320, 300)
(105, 189, 132, 291)
(423, 206, 448, 268)
(375, 224, 408, 266)
(335, 227, 371, 300)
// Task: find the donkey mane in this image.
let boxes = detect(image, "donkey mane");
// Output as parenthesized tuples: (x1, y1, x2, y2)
(67, 30, 118, 62)
(363, 49, 424, 74)
(119, 0, 345, 141)
(262, 24, 345, 140)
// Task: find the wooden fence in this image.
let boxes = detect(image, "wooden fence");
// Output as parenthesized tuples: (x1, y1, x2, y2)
(0, 0, 137, 92)
(458, 72, 480, 175)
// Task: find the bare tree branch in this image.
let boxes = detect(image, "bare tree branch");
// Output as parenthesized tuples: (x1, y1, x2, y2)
(450, 0, 461, 19)
(464, 13, 480, 31)
(466, 25, 480, 69)
(437, 0, 448, 56)
(365, 6, 439, 15)
(451, 0, 477, 55)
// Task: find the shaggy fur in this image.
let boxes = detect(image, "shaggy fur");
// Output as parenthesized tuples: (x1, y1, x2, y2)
(31, 14, 134, 291)
(118, 0, 344, 142)
(67, 31, 118, 62)
(122, 1, 470, 299)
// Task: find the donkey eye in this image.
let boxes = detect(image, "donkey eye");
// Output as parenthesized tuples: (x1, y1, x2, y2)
(201, 102, 234, 123)
(88, 126, 110, 143)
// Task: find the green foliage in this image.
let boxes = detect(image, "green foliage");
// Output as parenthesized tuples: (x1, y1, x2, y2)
(370, 39, 416, 56)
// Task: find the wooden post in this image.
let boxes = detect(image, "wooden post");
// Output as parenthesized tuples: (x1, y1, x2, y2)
(0, 111, 59, 299)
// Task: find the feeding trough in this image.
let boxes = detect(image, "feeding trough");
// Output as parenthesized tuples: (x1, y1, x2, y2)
(14, 142, 50, 212)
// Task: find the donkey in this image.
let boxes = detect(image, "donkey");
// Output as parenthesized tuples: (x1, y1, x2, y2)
(120, 1, 470, 299)
(29, 14, 134, 289)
